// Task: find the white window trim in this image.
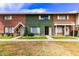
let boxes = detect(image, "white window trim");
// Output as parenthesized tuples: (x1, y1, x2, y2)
(39, 15, 50, 20)
(5, 27, 13, 33)
(56, 27, 62, 33)
(4, 16, 12, 20)
(30, 27, 40, 34)
(57, 15, 69, 20)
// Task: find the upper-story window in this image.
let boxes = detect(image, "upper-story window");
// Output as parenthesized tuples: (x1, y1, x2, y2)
(57, 15, 69, 20)
(4, 16, 12, 20)
(39, 15, 50, 20)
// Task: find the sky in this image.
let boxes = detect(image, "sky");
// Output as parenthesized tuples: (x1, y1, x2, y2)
(0, 3, 79, 13)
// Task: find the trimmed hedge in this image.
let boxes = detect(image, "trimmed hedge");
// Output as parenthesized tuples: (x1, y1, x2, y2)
(70, 30, 78, 36)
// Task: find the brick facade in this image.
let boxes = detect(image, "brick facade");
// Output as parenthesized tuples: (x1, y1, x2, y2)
(52, 14, 77, 35)
(0, 14, 25, 35)
(0, 13, 78, 36)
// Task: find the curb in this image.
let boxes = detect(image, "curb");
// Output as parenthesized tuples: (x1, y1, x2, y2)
(0, 39, 79, 42)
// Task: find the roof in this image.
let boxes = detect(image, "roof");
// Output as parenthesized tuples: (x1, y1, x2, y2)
(0, 12, 78, 14)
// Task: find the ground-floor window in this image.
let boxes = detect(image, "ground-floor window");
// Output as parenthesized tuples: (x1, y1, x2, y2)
(30, 26, 40, 34)
(5, 27, 13, 33)
(56, 27, 62, 33)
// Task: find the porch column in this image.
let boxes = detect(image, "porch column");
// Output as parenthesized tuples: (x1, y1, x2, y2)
(49, 27, 52, 36)
(64, 25, 66, 36)
(55, 25, 57, 35)
(73, 25, 75, 37)
(78, 30, 79, 36)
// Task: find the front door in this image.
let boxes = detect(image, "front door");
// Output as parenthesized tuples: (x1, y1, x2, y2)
(64, 27, 70, 35)
(15, 25, 24, 36)
(45, 26, 49, 35)
(19, 26, 24, 36)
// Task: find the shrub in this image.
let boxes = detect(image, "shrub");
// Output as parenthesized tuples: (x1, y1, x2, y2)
(24, 27, 28, 36)
(28, 33, 34, 36)
(70, 30, 78, 36)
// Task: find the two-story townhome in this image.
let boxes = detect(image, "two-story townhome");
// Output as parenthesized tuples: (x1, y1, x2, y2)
(0, 14, 26, 36)
(53, 13, 76, 36)
(0, 12, 79, 36)
(25, 13, 77, 36)
(26, 14, 54, 36)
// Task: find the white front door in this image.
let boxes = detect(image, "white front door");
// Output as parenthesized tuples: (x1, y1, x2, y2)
(49, 27, 52, 35)
(64, 26, 69, 35)
(19, 26, 24, 36)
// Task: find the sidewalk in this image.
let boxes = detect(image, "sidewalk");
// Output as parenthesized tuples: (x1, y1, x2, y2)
(0, 38, 79, 42)
(11, 36, 22, 40)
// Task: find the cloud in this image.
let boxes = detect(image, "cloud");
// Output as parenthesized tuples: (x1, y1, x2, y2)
(21, 8, 47, 13)
(67, 10, 78, 13)
(0, 3, 47, 13)
(0, 3, 30, 12)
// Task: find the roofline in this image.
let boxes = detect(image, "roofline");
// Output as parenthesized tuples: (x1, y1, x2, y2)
(0, 12, 78, 14)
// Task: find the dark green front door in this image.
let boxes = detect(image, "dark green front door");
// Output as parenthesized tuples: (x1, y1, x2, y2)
(45, 26, 49, 35)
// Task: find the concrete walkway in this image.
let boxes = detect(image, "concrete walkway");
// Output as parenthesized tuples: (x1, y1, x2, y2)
(11, 36, 22, 40)
(46, 36, 53, 40)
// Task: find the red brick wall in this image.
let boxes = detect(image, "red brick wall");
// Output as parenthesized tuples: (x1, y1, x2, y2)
(0, 14, 25, 34)
(52, 14, 76, 22)
(52, 14, 76, 35)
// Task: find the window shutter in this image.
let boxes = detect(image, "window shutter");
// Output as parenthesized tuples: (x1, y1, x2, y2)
(30, 27, 32, 33)
(57, 16, 60, 20)
(9, 16, 12, 20)
(5, 27, 8, 33)
(37, 27, 40, 33)
(67, 15, 69, 20)
(48, 16, 50, 20)
(12, 28, 14, 33)
(39, 16, 41, 20)
(4, 16, 7, 20)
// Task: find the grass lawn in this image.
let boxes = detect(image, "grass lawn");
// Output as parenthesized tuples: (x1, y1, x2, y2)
(18, 36, 47, 39)
(0, 35, 13, 39)
(0, 41, 79, 56)
(52, 35, 78, 39)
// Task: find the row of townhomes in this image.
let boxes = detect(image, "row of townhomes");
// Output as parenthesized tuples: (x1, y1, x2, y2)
(0, 12, 79, 36)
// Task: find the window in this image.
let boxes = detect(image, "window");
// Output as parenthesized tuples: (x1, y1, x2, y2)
(56, 27, 62, 33)
(4, 16, 12, 20)
(57, 15, 69, 20)
(5, 27, 13, 33)
(39, 15, 50, 20)
(30, 27, 40, 34)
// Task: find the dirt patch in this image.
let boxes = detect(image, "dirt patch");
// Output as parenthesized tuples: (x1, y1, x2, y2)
(0, 41, 78, 56)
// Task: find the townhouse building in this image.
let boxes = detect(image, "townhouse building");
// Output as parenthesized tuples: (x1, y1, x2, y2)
(0, 12, 78, 36)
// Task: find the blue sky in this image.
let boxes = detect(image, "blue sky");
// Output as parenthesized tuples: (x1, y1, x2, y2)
(0, 3, 79, 13)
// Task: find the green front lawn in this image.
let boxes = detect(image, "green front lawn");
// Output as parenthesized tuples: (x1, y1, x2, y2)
(52, 35, 78, 39)
(18, 36, 47, 39)
(0, 35, 13, 39)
